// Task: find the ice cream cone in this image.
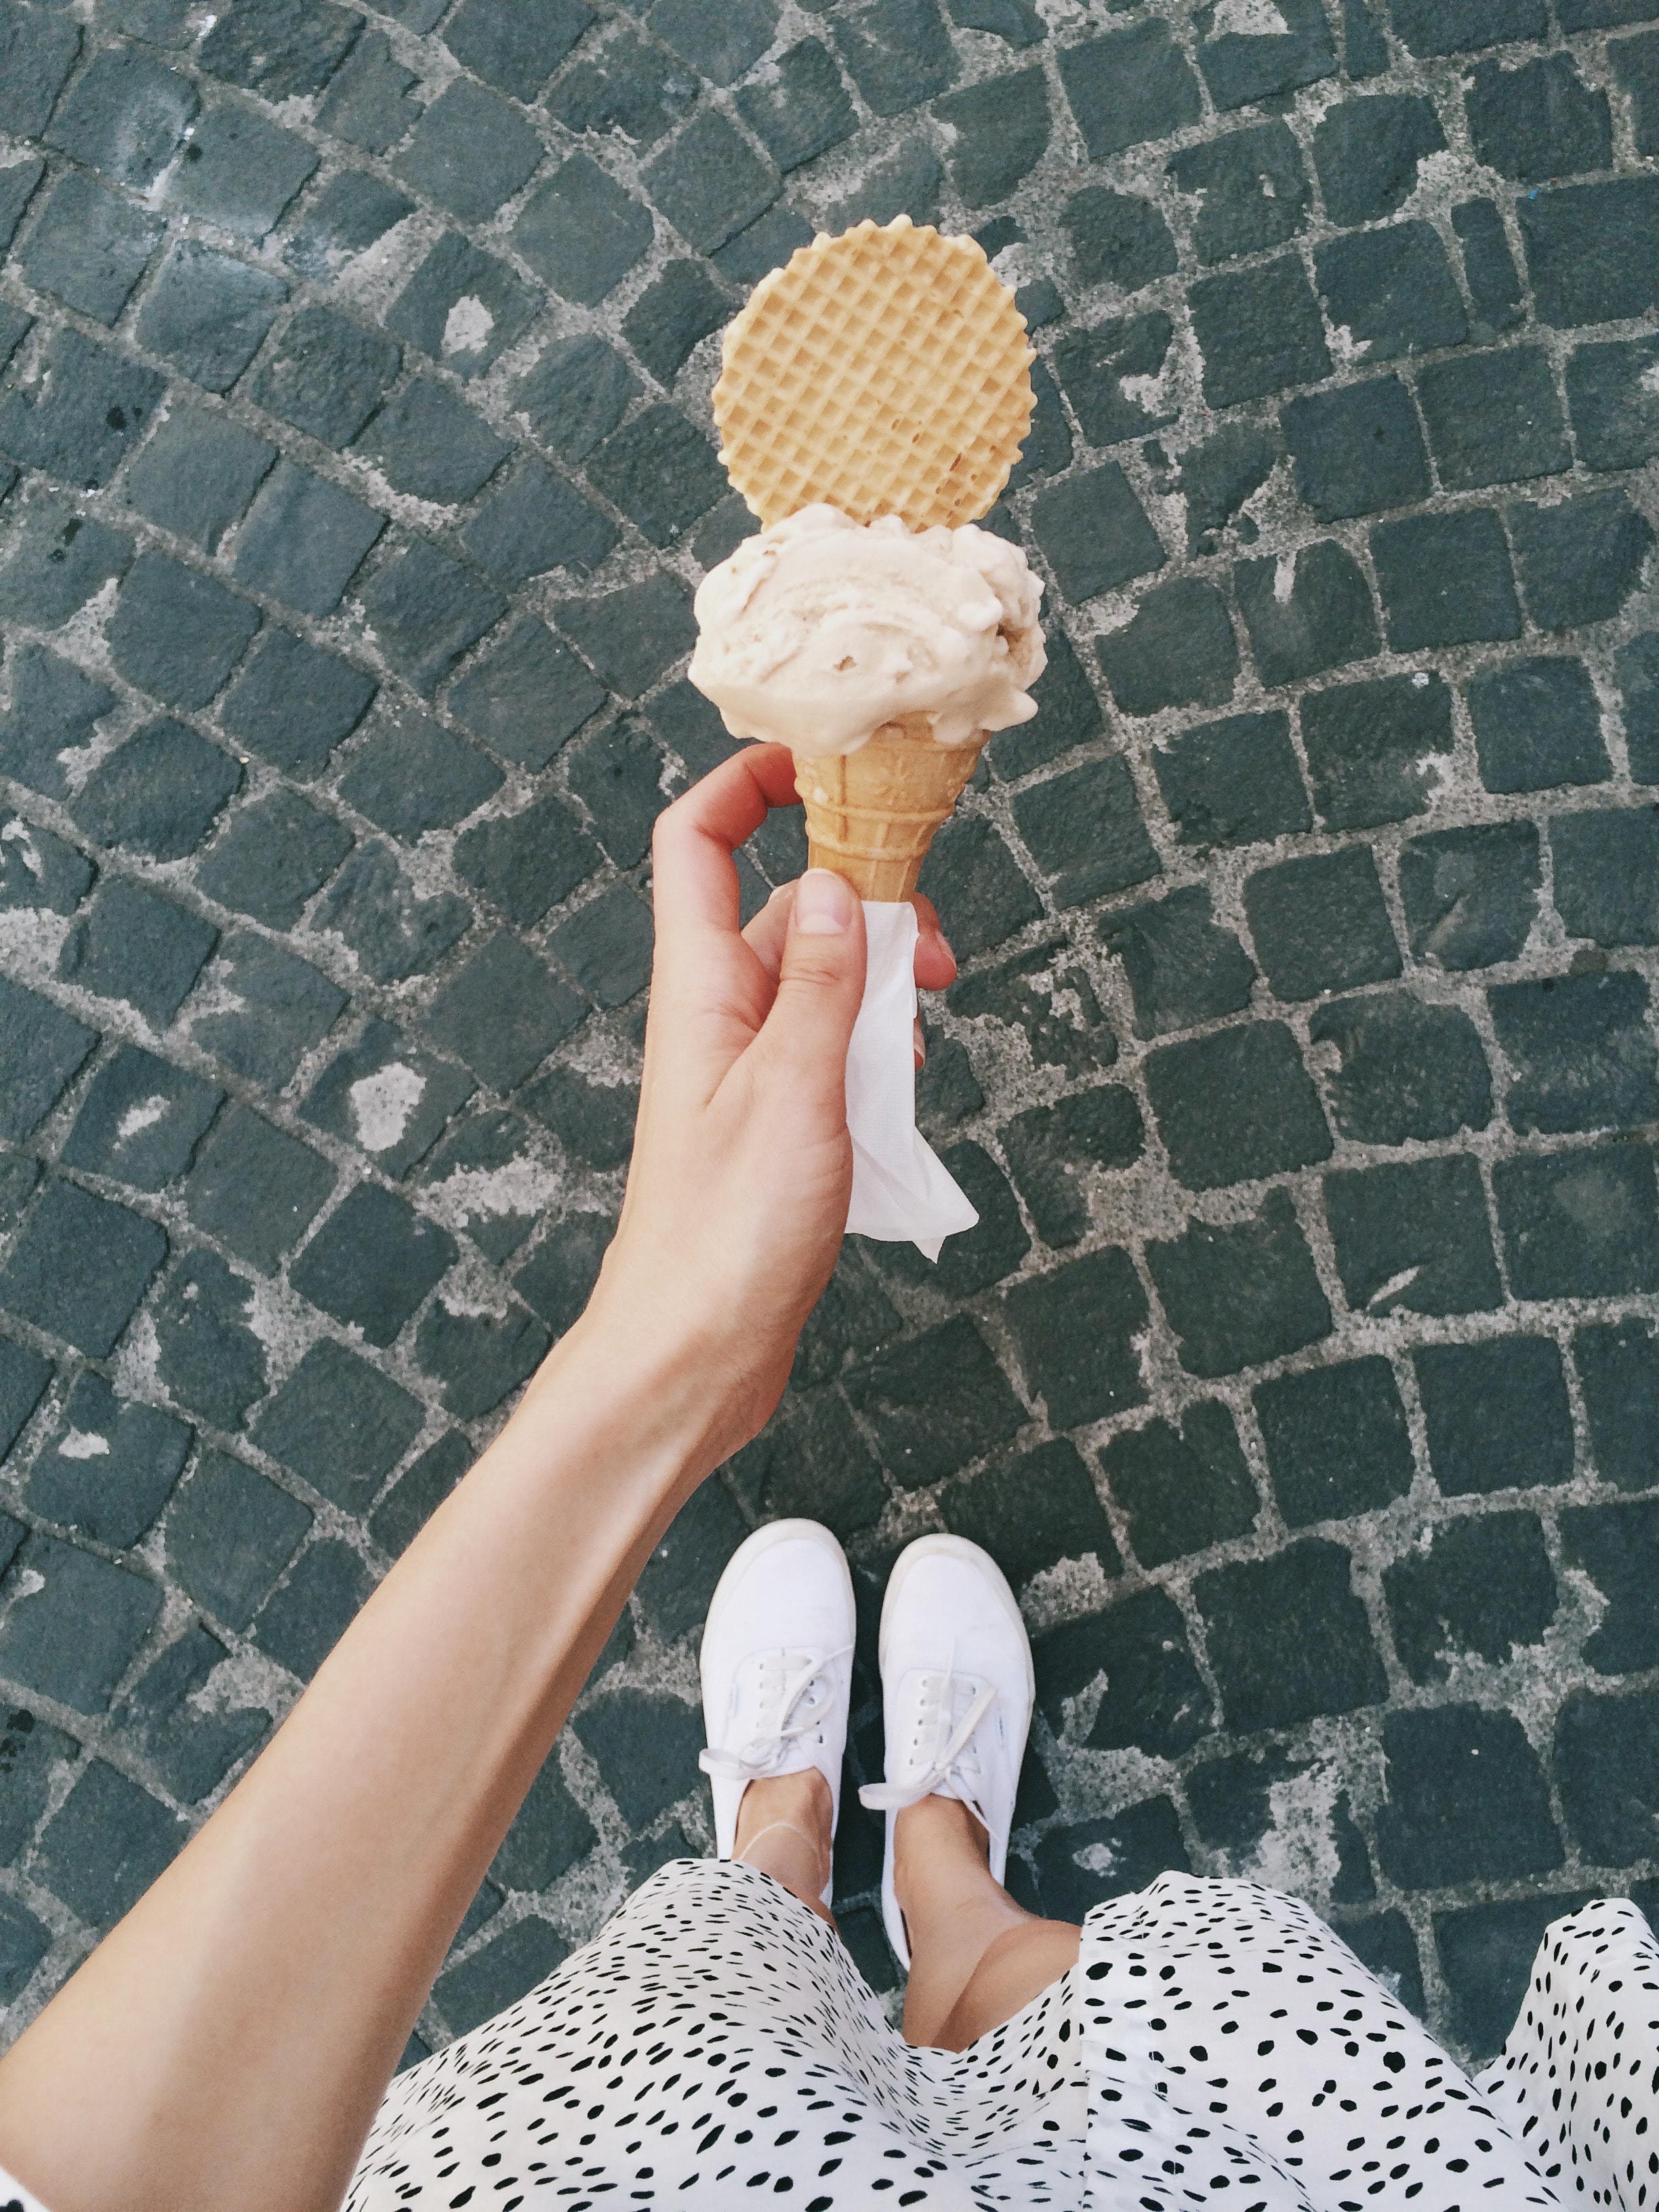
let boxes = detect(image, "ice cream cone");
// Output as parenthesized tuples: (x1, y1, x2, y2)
(792, 716, 987, 901)
(705, 216, 1038, 895)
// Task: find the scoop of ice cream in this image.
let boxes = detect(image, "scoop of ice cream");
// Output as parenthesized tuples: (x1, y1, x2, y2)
(689, 504, 1045, 759)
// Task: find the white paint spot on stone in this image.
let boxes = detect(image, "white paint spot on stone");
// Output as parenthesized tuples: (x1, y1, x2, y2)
(1412, 671, 1431, 687)
(1241, 1763, 1343, 1895)
(1641, 360, 1659, 396)
(442, 295, 495, 357)
(1073, 1840, 1119, 1875)
(1023, 1551, 1115, 1632)
(57, 1430, 110, 1460)
(189, 1642, 291, 1717)
(0, 820, 42, 878)
(1368, 1265, 1420, 1311)
(429, 1159, 561, 1234)
(1273, 553, 1298, 604)
(1210, 0, 1290, 34)
(349, 1063, 426, 1152)
(115, 1095, 171, 1142)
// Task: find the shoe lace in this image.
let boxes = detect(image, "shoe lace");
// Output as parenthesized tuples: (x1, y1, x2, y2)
(857, 1670, 1000, 1837)
(698, 1645, 853, 1786)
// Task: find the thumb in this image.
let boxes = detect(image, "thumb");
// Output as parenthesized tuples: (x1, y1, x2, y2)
(751, 868, 867, 1097)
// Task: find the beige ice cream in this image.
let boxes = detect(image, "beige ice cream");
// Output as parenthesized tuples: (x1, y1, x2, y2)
(689, 504, 1046, 760)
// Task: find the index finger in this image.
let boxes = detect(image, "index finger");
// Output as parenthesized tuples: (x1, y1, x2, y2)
(651, 743, 801, 943)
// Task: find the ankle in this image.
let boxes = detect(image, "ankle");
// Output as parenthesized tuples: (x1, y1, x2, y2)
(893, 1795, 998, 1919)
(734, 1768, 833, 1864)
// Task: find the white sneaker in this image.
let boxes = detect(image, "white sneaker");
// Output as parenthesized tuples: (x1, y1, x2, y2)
(698, 1519, 855, 1909)
(857, 1534, 1034, 1969)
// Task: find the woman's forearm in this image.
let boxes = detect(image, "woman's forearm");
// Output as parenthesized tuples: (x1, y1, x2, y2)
(0, 1307, 727, 2212)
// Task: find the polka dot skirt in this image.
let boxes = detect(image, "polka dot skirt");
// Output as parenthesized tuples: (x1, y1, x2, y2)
(347, 1862, 1658, 2211)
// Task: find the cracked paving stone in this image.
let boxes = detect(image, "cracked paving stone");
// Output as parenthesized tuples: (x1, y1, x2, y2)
(151, 1246, 268, 1429)
(1387, 1513, 1557, 1685)
(386, 234, 539, 382)
(1254, 1355, 1414, 1528)
(1575, 1317, 1659, 1491)
(1324, 1153, 1503, 1318)
(0, 1177, 166, 1357)
(58, 878, 219, 1029)
(289, 1181, 457, 1347)
(302, 1017, 474, 1178)
(0, 975, 98, 1142)
(1414, 1335, 1575, 1495)
(425, 935, 583, 1091)
(1146, 1022, 1332, 1192)
(60, 1043, 222, 1191)
(33, 1760, 188, 1932)
(251, 1339, 424, 1513)
(999, 1085, 1143, 1248)
(1151, 710, 1311, 849)
(1198, 1538, 1387, 1734)
(1246, 846, 1400, 1002)
(0, 493, 133, 628)
(184, 1101, 335, 1273)
(28, 1372, 190, 1550)
(1099, 1400, 1255, 1568)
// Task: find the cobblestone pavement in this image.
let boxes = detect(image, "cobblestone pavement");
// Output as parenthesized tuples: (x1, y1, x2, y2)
(0, 0, 1656, 2079)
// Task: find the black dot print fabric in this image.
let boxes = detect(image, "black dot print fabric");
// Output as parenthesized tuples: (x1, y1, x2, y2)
(348, 1862, 1657, 2210)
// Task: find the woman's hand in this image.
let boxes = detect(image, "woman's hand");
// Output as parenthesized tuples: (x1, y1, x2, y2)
(585, 742, 954, 1460)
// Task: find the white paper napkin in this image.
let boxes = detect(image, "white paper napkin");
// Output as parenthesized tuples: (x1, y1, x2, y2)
(844, 901, 979, 1262)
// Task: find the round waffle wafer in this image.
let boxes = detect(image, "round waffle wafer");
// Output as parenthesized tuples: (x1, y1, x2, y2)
(712, 215, 1035, 532)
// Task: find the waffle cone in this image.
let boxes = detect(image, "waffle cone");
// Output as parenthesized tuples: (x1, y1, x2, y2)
(714, 216, 1034, 533)
(793, 718, 987, 901)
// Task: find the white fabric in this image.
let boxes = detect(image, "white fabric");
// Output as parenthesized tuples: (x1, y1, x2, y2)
(349, 1865, 1658, 2209)
(845, 901, 978, 1261)
(0, 2167, 49, 2212)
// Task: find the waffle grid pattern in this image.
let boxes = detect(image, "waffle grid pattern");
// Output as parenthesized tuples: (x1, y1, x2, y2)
(714, 218, 1035, 531)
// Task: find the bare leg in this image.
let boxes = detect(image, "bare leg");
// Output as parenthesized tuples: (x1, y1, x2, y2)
(895, 1797, 1080, 2050)
(733, 1768, 836, 1925)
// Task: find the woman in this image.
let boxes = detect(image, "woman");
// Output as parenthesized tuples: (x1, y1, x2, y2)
(0, 747, 1650, 2211)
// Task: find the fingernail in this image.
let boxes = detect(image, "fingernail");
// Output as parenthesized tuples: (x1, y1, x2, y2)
(794, 868, 853, 935)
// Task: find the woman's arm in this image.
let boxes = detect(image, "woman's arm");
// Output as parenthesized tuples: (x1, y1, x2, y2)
(0, 743, 953, 2212)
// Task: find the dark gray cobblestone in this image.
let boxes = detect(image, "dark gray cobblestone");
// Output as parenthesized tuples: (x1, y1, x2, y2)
(0, 0, 1656, 2074)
